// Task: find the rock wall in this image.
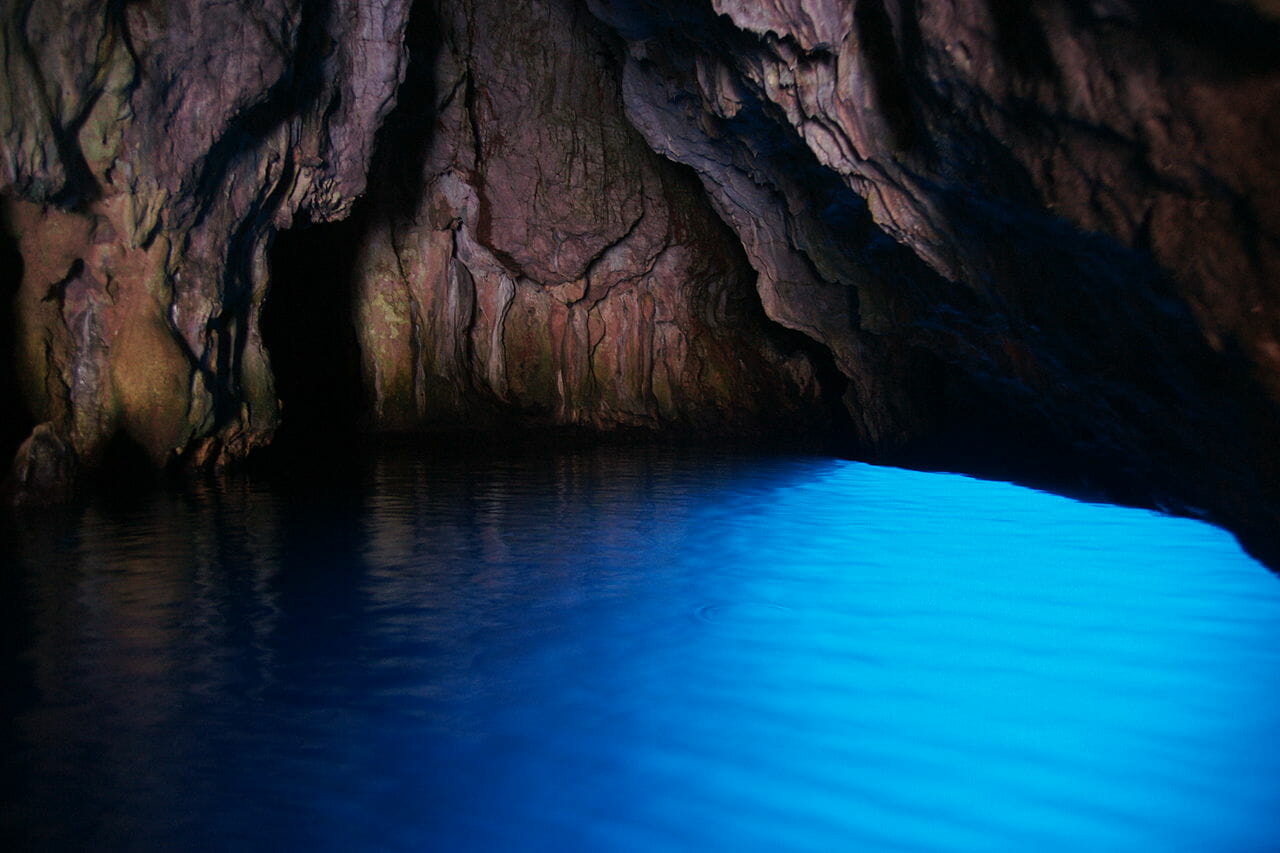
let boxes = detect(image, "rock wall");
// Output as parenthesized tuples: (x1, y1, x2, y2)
(345, 0, 828, 435)
(584, 0, 1280, 557)
(2, 0, 1277, 559)
(1, 0, 410, 496)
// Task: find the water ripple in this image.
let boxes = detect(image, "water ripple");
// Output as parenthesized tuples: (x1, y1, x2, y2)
(2, 447, 1278, 851)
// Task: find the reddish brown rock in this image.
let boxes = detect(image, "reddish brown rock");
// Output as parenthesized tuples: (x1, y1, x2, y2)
(348, 0, 828, 435)
(2, 0, 1278, 562)
(585, 0, 1280, 557)
(1, 0, 411, 479)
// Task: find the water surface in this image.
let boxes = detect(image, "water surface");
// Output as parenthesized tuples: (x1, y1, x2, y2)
(3, 448, 1278, 850)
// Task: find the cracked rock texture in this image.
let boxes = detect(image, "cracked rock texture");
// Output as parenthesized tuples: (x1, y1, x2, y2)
(347, 0, 826, 434)
(2, 0, 1278, 560)
(1, 0, 410, 493)
(585, 0, 1280, 558)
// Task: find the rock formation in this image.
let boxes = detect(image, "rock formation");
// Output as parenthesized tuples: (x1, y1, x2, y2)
(1, 0, 411, 495)
(583, 0, 1280, 559)
(2, 0, 1278, 561)
(343, 0, 828, 435)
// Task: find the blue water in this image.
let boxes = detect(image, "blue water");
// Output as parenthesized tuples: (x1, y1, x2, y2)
(2, 447, 1278, 851)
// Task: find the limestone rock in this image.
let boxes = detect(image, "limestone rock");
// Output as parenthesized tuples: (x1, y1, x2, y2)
(585, 0, 1280, 556)
(2, 0, 1277, 562)
(1, 0, 411, 477)
(348, 0, 828, 435)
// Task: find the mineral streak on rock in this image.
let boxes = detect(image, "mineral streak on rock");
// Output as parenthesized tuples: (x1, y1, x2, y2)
(1, 0, 1278, 562)
(584, 0, 1280, 556)
(1, 0, 411, 483)
(348, 0, 828, 434)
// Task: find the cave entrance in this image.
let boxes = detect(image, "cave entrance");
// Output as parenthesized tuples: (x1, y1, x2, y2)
(261, 217, 367, 452)
(0, 213, 32, 468)
(258, 0, 439, 463)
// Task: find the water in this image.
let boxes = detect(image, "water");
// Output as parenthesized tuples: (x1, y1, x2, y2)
(2, 447, 1278, 851)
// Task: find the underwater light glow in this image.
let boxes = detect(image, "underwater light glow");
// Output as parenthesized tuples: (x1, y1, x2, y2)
(3, 450, 1278, 850)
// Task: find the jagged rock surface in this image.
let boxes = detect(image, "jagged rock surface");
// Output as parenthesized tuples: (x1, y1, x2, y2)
(2, 0, 1277, 560)
(1, 0, 410, 488)
(346, 0, 827, 434)
(585, 0, 1280, 555)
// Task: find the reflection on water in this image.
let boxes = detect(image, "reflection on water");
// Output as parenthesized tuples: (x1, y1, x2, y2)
(2, 448, 1279, 850)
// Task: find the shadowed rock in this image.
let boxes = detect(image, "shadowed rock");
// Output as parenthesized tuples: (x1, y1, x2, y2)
(344, 0, 832, 435)
(2, 0, 1278, 564)
(1, 0, 411, 481)
(585, 0, 1280, 560)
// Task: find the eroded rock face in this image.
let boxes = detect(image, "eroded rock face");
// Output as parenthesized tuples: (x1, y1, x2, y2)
(348, 0, 828, 434)
(584, 0, 1280, 555)
(1, 0, 410, 484)
(2, 0, 1277, 560)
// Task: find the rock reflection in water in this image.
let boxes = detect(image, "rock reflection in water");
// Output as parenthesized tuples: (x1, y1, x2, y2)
(2, 448, 1279, 851)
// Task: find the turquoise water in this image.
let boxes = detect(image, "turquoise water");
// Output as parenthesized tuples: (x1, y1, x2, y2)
(3, 448, 1278, 850)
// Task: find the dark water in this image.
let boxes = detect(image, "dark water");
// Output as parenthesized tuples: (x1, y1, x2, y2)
(3, 448, 1279, 851)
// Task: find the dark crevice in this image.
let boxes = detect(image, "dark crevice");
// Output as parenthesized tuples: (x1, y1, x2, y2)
(42, 258, 84, 307)
(257, 0, 444, 461)
(211, 156, 298, 430)
(260, 218, 367, 452)
(11, 2, 102, 206)
(1132, 0, 1280, 79)
(987, 0, 1060, 84)
(363, 0, 445, 223)
(189, 0, 334, 231)
(680, 157, 856, 444)
(888, 361, 1117, 501)
(0, 214, 32, 468)
(774, 319, 855, 447)
(88, 429, 160, 497)
(852, 0, 919, 152)
(186, 0, 341, 438)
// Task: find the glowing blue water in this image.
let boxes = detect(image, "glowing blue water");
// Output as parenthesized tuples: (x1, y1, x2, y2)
(3, 449, 1278, 850)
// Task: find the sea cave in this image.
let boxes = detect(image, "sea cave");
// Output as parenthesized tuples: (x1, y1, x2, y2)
(2, 0, 1279, 849)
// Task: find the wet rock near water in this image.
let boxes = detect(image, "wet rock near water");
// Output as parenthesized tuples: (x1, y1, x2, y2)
(2, 0, 412, 471)
(344, 0, 830, 436)
(2, 0, 1278, 562)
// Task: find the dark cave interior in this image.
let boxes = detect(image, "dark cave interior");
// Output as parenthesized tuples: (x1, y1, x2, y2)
(0, 0, 1277, 568)
(262, 217, 369, 449)
(252, 197, 1149, 521)
(3, 4, 1280, 849)
(0, 220, 30, 468)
